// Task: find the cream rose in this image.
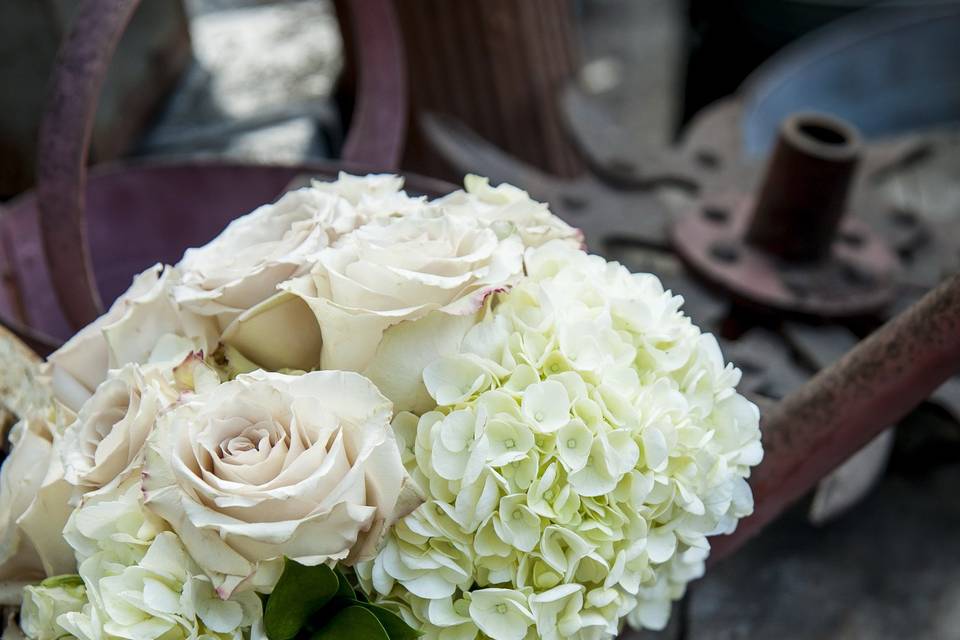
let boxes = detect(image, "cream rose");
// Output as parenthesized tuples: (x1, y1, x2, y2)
(0, 415, 74, 594)
(60, 364, 178, 493)
(222, 213, 523, 375)
(46, 265, 216, 413)
(173, 186, 363, 326)
(142, 370, 421, 596)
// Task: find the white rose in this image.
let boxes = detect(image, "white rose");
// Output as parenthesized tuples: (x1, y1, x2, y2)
(45, 265, 216, 413)
(222, 213, 523, 379)
(142, 370, 422, 596)
(436, 175, 582, 249)
(20, 575, 87, 640)
(0, 415, 74, 593)
(173, 187, 363, 327)
(61, 364, 178, 493)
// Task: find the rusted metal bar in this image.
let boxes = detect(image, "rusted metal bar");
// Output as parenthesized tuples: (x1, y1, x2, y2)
(746, 113, 860, 261)
(340, 0, 408, 170)
(713, 272, 960, 560)
(37, 0, 141, 330)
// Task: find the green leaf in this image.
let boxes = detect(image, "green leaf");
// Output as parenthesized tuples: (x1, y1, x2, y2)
(264, 559, 340, 640)
(310, 606, 389, 640)
(351, 602, 422, 640)
(333, 567, 355, 600)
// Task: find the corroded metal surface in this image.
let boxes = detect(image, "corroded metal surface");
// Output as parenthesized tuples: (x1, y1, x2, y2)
(36, 0, 141, 330)
(340, 0, 407, 169)
(713, 273, 960, 558)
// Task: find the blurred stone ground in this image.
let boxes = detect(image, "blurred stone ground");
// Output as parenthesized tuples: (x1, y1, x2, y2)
(575, 0, 684, 148)
(143, 2, 960, 638)
(138, 0, 342, 162)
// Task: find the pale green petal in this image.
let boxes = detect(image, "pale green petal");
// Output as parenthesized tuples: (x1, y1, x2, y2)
(494, 495, 541, 552)
(520, 381, 570, 433)
(556, 419, 592, 472)
(468, 589, 534, 640)
(424, 356, 496, 407)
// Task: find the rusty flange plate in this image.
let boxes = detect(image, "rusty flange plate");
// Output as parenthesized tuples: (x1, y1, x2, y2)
(672, 192, 900, 317)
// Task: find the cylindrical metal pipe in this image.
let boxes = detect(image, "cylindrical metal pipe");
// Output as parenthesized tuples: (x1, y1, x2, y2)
(713, 272, 960, 560)
(745, 112, 861, 261)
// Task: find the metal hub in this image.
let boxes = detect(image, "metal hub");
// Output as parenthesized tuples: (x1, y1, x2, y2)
(673, 193, 899, 316)
(673, 113, 900, 317)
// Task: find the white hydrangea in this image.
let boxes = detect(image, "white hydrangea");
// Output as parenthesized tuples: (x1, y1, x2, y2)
(55, 476, 261, 640)
(21, 575, 87, 640)
(310, 172, 427, 220)
(436, 175, 582, 249)
(358, 242, 762, 639)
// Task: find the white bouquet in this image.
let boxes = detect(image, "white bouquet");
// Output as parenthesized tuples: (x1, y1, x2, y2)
(0, 174, 761, 640)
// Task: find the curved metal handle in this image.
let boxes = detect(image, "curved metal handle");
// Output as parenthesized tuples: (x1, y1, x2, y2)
(37, 0, 141, 329)
(35, 0, 408, 331)
(340, 0, 408, 168)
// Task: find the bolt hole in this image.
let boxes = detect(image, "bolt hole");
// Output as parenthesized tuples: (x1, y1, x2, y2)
(785, 280, 810, 298)
(838, 229, 864, 248)
(702, 206, 729, 224)
(891, 208, 918, 228)
(841, 263, 874, 286)
(560, 194, 587, 211)
(752, 382, 783, 401)
(797, 121, 849, 146)
(694, 149, 721, 170)
(709, 242, 739, 264)
(736, 359, 763, 377)
(606, 157, 636, 176)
